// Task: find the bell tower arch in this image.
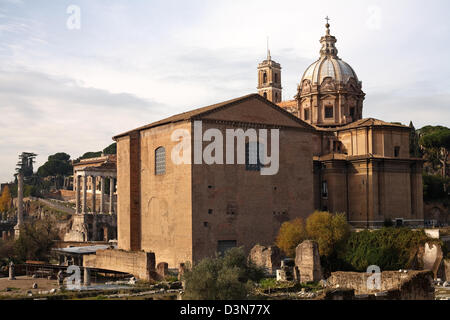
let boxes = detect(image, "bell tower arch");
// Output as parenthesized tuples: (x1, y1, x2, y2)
(257, 47, 282, 103)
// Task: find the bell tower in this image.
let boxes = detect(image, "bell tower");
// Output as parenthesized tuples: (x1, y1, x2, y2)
(257, 46, 282, 103)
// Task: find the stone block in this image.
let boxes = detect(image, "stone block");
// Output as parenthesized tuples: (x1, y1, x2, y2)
(295, 240, 323, 283)
(249, 244, 281, 275)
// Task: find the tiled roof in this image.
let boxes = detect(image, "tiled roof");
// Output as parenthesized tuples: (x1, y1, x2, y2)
(113, 94, 314, 139)
(316, 118, 409, 132)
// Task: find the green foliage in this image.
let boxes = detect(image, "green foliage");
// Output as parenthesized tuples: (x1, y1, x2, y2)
(418, 125, 450, 177)
(48, 152, 71, 162)
(79, 151, 102, 160)
(103, 143, 117, 155)
(183, 247, 265, 300)
(338, 228, 437, 272)
(305, 211, 351, 257)
(14, 217, 59, 263)
(409, 122, 422, 157)
(423, 174, 449, 201)
(37, 152, 73, 177)
(275, 218, 307, 257)
(419, 126, 450, 150)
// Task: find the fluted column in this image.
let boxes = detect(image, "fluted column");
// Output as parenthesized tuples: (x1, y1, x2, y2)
(91, 175, 96, 214)
(100, 176, 105, 214)
(82, 175, 87, 214)
(109, 177, 114, 214)
(75, 175, 80, 214)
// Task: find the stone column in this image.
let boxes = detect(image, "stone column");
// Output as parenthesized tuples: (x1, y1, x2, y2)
(75, 175, 80, 214)
(14, 172, 24, 238)
(109, 178, 114, 214)
(84, 267, 91, 286)
(82, 175, 87, 214)
(8, 261, 15, 280)
(91, 176, 96, 214)
(100, 176, 105, 214)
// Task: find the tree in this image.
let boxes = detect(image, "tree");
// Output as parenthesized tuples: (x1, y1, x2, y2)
(183, 247, 264, 300)
(409, 122, 422, 158)
(275, 218, 307, 257)
(79, 151, 102, 160)
(103, 143, 117, 155)
(305, 211, 350, 257)
(37, 152, 73, 177)
(48, 152, 71, 162)
(14, 217, 59, 262)
(0, 185, 12, 214)
(419, 125, 450, 178)
(339, 228, 437, 272)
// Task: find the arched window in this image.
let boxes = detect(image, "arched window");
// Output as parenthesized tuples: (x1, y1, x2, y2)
(263, 72, 267, 83)
(155, 147, 166, 175)
(275, 92, 279, 102)
(275, 73, 278, 84)
(263, 92, 267, 99)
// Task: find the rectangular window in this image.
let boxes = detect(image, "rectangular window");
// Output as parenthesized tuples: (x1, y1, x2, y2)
(350, 107, 355, 118)
(322, 181, 328, 199)
(394, 146, 400, 158)
(155, 147, 166, 175)
(245, 142, 262, 171)
(217, 240, 237, 256)
(304, 108, 310, 121)
(325, 106, 334, 118)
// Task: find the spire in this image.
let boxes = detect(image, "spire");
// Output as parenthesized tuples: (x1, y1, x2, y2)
(320, 16, 338, 57)
(267, 36, 271, 60)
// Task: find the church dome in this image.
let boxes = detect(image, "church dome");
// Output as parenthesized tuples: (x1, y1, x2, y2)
(302, 56, 358, 85)
(301, 21, 358, 85)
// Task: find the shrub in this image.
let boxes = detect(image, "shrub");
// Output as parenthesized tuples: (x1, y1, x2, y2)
(338, 228, 438, 272)
(275, 218, 307, 257)
(305, 211, 350, 257)
(183, 247, 264, 300)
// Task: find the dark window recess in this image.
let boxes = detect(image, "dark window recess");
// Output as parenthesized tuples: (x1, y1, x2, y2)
(275, 73, 278, 83)
(263, 92, 267, 99)
(217, 240, 237, 256)
(325, 106, 334, 118)
(208, 209, 213, 215)
(226, 203, 237, 215)
(245, 142, 262, 171)
(203, 222, 208, 227)
(208, 185, 214, 189)
(394, 146, 400, 158)
(322, 181, 328, 199)
(263, 72, 267, 83)
(304, 109, 310, 120)
(350, 107, 355, 118)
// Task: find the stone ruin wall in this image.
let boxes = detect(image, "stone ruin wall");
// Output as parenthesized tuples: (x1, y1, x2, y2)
(83, 249, 156, 281)
(327, 270, 434, 300)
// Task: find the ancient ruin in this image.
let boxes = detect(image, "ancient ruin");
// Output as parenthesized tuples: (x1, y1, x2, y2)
(295, 240, 323, 283)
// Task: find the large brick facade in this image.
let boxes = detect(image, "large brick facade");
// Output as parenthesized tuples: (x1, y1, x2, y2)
(114, 95, 315, 267)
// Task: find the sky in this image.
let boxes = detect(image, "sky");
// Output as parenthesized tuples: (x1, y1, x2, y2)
(0, 0, 449, 182)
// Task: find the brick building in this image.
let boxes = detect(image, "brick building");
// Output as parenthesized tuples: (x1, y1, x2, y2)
(99, 21, 424, 270)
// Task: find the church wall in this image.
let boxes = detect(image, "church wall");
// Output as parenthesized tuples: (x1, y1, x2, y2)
(191, 121, 314, 264)
(319, 161, 348, 214)
(139, 122, 193, 268)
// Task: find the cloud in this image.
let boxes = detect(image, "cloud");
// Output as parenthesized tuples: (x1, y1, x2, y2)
(0, 69, 165, 182)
